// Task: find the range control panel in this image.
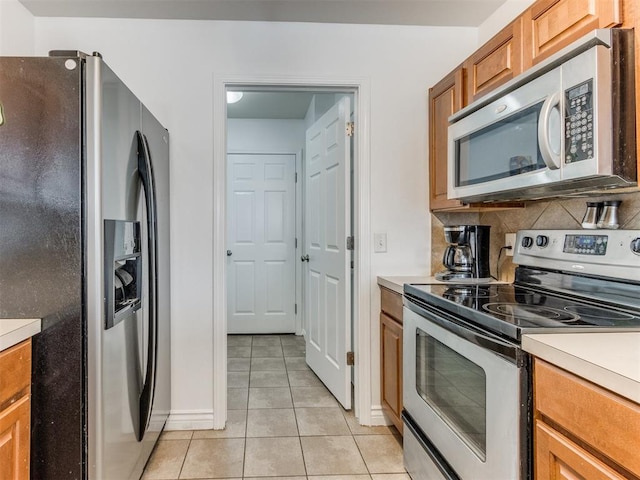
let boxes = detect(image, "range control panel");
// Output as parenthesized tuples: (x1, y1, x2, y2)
(563, 234, 608, 255)
(514, 230, 640, 282)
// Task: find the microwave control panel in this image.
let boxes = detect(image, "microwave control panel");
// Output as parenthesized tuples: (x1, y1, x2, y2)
(564, 79, 594, 164)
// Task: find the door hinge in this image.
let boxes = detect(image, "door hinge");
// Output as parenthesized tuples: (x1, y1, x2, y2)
(295, 237, 298, 249)
(346, 122, 355, 137)
(295, 303, 297, 314)
(346, 351, 355, 366)
(295, 172, 298, 183)
(351, 260, 354, 269)
(346, 236, 354, 250)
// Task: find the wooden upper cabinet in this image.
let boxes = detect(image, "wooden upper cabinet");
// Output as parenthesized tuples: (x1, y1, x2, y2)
(522, 0, 622, 69)
(429, 68, 465, 211)
(464, 18, 523, 103)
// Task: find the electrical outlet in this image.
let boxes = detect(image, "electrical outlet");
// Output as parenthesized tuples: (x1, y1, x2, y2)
(374, 233, 387, 253)
(505, 233, 516, 256)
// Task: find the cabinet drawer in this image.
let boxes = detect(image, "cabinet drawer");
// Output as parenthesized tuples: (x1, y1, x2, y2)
(534, 359, 640, 478)
(380, 287, 403, 323)
(0, 340, 31, 410)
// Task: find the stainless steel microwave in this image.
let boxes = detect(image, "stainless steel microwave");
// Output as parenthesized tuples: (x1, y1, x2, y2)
(448, 29, 636, 203)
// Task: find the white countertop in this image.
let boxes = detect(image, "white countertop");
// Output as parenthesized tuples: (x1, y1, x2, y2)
(0, 318, 41, 352)
(522, 332, 640, 404)
(377, 275, 506, 294)
(377, 276, 440, 294)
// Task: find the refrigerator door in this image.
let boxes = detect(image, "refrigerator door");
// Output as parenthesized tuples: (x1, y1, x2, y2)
(86, 55, 170, 480)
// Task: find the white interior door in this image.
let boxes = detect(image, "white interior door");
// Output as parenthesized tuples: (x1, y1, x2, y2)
(304, 97, 352, 409)
(227, 153, 296, 334)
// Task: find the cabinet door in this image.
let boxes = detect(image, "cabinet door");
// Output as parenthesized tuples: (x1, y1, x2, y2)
(380, 312, 403, 432)
(0, 395, 31, 480)
(464, 18, 523, 103)
(534, 359, 640, 477)
(535, 420, 627, 480)
(522, 0, 622, 69)
(429, 68, 465, 211)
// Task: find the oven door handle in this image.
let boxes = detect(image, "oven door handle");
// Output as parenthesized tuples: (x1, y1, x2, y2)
(405, 298, 520, 364)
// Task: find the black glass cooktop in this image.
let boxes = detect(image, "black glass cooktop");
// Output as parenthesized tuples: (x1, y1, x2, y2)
(404, 282, 640, 341)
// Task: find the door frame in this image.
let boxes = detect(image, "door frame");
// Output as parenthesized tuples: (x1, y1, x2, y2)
(212, 74, 372, 429)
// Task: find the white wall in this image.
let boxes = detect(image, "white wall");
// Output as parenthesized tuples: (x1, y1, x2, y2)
(227, 118, 305, 153)
(30, 17, 478, 424)
(478, 0, 537, 44)
(0, 0, 34, 54)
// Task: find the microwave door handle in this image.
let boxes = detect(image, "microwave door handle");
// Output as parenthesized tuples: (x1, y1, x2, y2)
(538, 92, 561, 170)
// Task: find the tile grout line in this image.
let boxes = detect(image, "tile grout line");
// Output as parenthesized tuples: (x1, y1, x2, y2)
(283, 335, 310, 480)
(241, 335, 252, 479)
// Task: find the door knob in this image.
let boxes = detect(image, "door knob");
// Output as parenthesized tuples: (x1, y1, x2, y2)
(227, 250, 232, 256)
(301, 254, 309, 262)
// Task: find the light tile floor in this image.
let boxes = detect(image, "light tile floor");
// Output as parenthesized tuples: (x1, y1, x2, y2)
(143, 334, 409, 479)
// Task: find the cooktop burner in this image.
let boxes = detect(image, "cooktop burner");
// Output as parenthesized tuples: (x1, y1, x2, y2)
(404, 280, 640, 341)
(482, 303, 581, 323)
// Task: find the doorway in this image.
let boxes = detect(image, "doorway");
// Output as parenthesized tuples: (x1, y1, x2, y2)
(213, 76, 373, 430)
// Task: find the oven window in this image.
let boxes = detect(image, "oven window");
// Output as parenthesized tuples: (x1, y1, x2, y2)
(455, 101, 548, 187)
(416, 329, 487, 460)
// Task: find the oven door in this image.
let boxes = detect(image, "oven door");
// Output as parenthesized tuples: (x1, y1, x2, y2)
(403, 299, 528, 480)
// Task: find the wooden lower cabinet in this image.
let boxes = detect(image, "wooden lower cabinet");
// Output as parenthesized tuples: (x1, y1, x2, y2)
(535, 420, 628, 480)
(380, 286, 403, 433)
(533, 358, 640, 480)
(0, 339, 31, 480)
(380, 312, 403, 432)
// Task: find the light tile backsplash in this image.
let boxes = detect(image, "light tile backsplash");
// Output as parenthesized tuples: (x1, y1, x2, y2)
(431, 190, 640, 281)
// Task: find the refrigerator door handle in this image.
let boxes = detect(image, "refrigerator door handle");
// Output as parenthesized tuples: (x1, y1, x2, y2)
(136, 130, 159, 441)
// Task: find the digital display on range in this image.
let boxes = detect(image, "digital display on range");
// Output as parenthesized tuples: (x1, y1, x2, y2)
(563, 234, 608, 255)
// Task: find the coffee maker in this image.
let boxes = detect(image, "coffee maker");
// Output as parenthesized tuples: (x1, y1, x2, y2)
(435, 225, 491, 281)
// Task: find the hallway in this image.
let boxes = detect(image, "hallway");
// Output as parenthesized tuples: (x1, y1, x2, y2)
(142, 334, 407, 479)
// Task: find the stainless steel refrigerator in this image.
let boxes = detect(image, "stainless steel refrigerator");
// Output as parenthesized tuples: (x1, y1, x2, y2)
(0, 51, 171, 479)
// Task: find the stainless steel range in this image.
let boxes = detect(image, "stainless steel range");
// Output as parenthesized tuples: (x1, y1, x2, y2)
(402, 229, 640, 480)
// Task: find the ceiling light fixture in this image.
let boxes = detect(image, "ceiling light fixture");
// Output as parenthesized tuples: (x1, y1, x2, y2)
(226, 91, 243, 104)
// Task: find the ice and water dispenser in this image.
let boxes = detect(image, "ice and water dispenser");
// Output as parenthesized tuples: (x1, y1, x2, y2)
(104, 220, 142, 329)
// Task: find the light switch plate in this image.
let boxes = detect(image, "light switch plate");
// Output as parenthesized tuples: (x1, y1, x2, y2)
(374, 233, 387, 253)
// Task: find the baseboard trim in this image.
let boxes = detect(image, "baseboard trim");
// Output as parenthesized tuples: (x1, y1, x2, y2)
(165, 410, 215, 431)
(369, 405, 393, 426)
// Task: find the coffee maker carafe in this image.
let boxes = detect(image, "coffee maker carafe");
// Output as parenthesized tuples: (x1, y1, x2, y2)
(436, 225, 491, 281)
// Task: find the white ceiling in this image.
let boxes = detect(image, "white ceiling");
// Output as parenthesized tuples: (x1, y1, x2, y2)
(19, 0, 507, 27)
